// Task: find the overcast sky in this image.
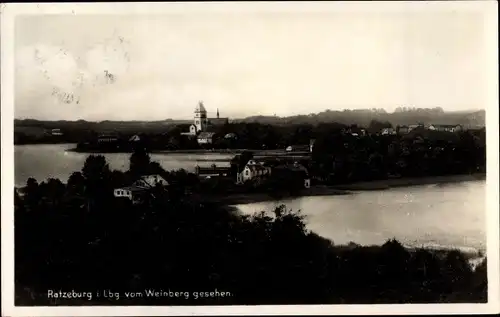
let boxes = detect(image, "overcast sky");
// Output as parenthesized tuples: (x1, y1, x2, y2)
(13, 3, 492, 121)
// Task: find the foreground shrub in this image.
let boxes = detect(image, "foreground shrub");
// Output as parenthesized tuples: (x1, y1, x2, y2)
(15, 196, 487, 305)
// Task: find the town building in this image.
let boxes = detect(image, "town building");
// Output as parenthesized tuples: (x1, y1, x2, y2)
(97, 134, 119, 143)
(236, 160, 272, 184)
(309, 139, 316, 152)
(50, 128, 63, 136)
(129, 135, 141, 142)
(134, 174, 169, 187)
(224, 133, 238, 140)
(342, 126, 365, 136)
(285, 144, 310, 152)
(182, 101, 229, 137)
(396, 125, 409, 134)
(195, 164, 231, 179)
(428, 124, 463, 133)
(273, 162, 311, 189)
(381, 128, 396, 135)
(113, 185, 149, 204)
(113, 174, 169, 203)
(197, 132, 217, 145)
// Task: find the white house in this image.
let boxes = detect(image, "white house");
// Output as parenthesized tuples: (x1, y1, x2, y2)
(134, 174, 169, 188)
(113, 185, 149, 204)
(114, 174, 168, 203)
(51, 128, 63, 136)
(381, 128, 396, 135)
(236, 162, 272, 184)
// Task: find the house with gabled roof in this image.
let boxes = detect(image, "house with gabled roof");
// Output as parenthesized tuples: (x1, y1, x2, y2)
(197, 131, 217, 145)
(134, 174, 169, 188)
(113, 174, 169, 203)
(236, 160, 272, 184)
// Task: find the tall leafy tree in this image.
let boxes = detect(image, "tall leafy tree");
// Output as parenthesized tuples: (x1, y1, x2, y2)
(129, 146, 151, 178)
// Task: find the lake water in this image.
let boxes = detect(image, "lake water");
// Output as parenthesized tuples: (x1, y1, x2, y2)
(14, 144, 232, 186)
(15, 144, 486, 252)
(235, 182, 486, 252)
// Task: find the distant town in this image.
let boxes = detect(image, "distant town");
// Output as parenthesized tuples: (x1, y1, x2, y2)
(14, 103, 485, 147)
(15, 102, 486, 205)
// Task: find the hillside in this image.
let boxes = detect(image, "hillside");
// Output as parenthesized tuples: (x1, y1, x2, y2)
(235, 109, 486, 128)
(14, 109, 485, 134)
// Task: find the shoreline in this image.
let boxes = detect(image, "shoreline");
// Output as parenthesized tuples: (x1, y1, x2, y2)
(204, 186, 352, 205)
(331, 173, 486, 191)
(65, 147, 293, 155)
(201, 173, 485, 205)
(66, 148, 242, 154)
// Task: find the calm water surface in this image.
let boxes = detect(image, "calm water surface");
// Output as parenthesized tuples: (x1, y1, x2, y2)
(15, 144, 486, 252)
(235, 182, 486, 252)
(15, 144, 232, 186)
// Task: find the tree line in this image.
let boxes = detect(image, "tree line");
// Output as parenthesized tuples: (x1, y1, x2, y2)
(310, 127, 486, 184)
(14, 108, 484, 146)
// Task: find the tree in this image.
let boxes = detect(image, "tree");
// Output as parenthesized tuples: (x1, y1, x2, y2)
(81, 155, 111, 201)
(230, 151, 254, 177)
(67, 172, 85, 195)
(368, 120, 393, 134)
(129, 147, 151, 177)
(23, 177, 40, 209)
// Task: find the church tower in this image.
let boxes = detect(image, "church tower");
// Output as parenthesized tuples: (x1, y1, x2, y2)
(194, 101, 208, 132)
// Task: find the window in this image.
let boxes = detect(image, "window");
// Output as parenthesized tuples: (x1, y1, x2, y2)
(195, 120, 200, 125)
(245, 170, 250, 176)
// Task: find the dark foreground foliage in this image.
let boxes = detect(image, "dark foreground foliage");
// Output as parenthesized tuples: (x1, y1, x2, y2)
(14, 155, 487, 306)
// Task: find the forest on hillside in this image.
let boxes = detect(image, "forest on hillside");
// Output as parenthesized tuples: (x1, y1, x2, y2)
(14, 108, 485, 136)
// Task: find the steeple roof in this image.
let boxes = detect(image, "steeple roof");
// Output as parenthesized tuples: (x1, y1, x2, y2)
(195, 101, 207, 113)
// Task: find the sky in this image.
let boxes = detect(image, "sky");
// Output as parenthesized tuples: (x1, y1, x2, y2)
(13, 3, 492, 121)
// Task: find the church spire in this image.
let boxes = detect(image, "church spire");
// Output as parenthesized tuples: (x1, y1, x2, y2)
(217, 108, 219, 119)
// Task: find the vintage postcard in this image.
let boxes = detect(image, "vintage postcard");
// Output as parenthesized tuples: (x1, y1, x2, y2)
(1, 1, 499, 316)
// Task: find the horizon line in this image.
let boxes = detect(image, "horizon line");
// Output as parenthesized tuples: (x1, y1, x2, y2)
(13, 108, 485, 123)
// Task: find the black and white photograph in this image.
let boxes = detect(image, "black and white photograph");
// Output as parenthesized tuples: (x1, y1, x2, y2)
(1, 1, 499, 316)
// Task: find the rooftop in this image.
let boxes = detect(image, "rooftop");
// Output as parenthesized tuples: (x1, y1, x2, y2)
(198, 132, 216, 138)
(431, 124, 462, 127)
(116, 185, 149, 192)
(195, 101, 207, 113)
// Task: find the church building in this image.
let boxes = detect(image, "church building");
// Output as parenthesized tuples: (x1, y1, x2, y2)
(184, 101, 229, 136)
